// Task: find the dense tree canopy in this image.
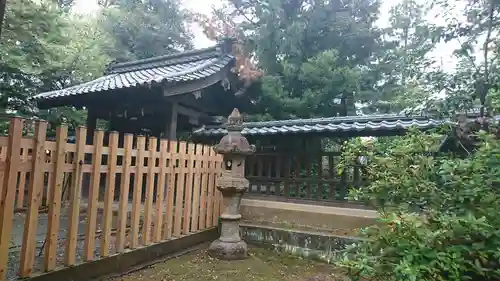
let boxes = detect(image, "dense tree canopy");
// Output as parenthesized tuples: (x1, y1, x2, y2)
(196, 0, 382, 120)
(98, 0, 193, 61)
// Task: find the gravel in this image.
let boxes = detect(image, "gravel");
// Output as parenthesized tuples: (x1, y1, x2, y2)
(6, 210, 120, 281)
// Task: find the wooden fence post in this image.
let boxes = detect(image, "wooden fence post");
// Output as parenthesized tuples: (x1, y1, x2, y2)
(153, 139, 167, 243)
(101, 131, 118, 257)
(116, 134, 132, 253)
(206, 147, 215, 228)
(65, 126, 86, 266)
(19, 120, 47, 277)
(173, 142, 187, 237)
(130, 136, 145, 249)
(142, 137, 156, 246)
(198, 145, 208, 230)
(182, 143, 194, 235)
(0, 118, 23, 281)
(163, 140, 177, 240)
(84, 129, 104, 261)
(44, 125, 68, 271)
(190, 144, 201, 233)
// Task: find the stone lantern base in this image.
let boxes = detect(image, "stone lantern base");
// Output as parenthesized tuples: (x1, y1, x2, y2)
(208, 239, 248, 260)
(208, 211, 248, 260)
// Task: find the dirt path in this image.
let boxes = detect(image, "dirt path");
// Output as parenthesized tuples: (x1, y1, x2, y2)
(107, 247, 352, 281)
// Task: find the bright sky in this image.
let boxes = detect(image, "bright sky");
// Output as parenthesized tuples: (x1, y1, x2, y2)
(73, 0, 460, 72)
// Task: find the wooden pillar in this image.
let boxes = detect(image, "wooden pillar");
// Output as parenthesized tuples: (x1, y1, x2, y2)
(86, 108, 97, 145)
(164, 102, 178, 140)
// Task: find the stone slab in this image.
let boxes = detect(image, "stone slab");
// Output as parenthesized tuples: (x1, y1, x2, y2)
(240, 198, 377, 231)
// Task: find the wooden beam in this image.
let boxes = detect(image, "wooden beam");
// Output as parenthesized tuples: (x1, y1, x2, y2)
(175, 104, 211, 126)
(86, 108, 97, 145)
(176, 104, 205, 120)
(164, 102, 178, 140)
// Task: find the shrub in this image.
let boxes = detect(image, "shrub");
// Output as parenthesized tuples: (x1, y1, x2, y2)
(337, 129, 500, 281)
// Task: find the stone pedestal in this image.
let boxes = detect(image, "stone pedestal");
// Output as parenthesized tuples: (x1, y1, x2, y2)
(208, 179, 248, 259)
(207, 108, 255, 260)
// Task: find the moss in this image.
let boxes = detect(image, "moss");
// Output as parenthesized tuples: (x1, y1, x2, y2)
(108, 247, 352, 281)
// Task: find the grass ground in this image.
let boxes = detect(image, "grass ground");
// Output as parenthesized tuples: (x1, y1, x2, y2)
(107, 247, 352, 281)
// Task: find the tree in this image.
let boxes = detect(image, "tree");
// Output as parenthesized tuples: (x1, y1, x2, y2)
(357, 0, 442, 114)
(1, 0, 69, 116)
(428, 0, 500, 120)
(98, 0, 193, 61)
(0, 0, 112, 133)
(196, 0, 383, 120)
(36, 15, 115, 134)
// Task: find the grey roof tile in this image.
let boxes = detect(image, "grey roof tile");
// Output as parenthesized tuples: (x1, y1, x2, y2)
(193, 114, 449, 136)
(33, 45, 235, 101)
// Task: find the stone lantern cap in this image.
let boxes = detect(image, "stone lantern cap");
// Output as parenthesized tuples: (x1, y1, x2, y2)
(214, 108, 256, 155)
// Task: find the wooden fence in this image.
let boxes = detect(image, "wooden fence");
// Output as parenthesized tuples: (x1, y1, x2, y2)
(0, 118, 223, 281)
(245, 151, 363, 202)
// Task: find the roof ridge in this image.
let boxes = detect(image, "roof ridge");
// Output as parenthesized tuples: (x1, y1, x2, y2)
(106, 44, 221, 74)
(195, 114, 431, 131)
(193, 115, 448, 137)
(242, 114, 428, 128)
(148, 55, 230, 83)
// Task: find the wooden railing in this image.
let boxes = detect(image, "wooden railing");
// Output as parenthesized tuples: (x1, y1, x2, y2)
(245, 151, 364, 202)
(0, 118, 223, 281)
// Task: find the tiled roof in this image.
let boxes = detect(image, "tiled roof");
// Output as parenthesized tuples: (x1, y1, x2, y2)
(33, 44, 234, 101)
(193, 114, 448, 136)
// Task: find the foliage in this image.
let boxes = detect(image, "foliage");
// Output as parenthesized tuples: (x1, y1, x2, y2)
(337, 129, 500, 281)
(36, 16, 114, 134)
(359, 0, 442, 114)
(0, 0, 113, 133)
(191, 9, 263, 89)
(1, 0, 195, 135)
(427, 0, 500, 119)
(1, 0, 68, 116)
(98, 0, 193, 61)
(196, 0, 382, 120)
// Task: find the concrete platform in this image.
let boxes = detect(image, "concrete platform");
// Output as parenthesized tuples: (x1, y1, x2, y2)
(240, 198, 377, 232)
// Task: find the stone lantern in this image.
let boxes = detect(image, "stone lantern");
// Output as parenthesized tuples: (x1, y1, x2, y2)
(208, 108, 255, 260)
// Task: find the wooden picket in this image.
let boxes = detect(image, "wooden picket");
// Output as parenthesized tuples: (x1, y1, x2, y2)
(0, 118, 223, 281)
